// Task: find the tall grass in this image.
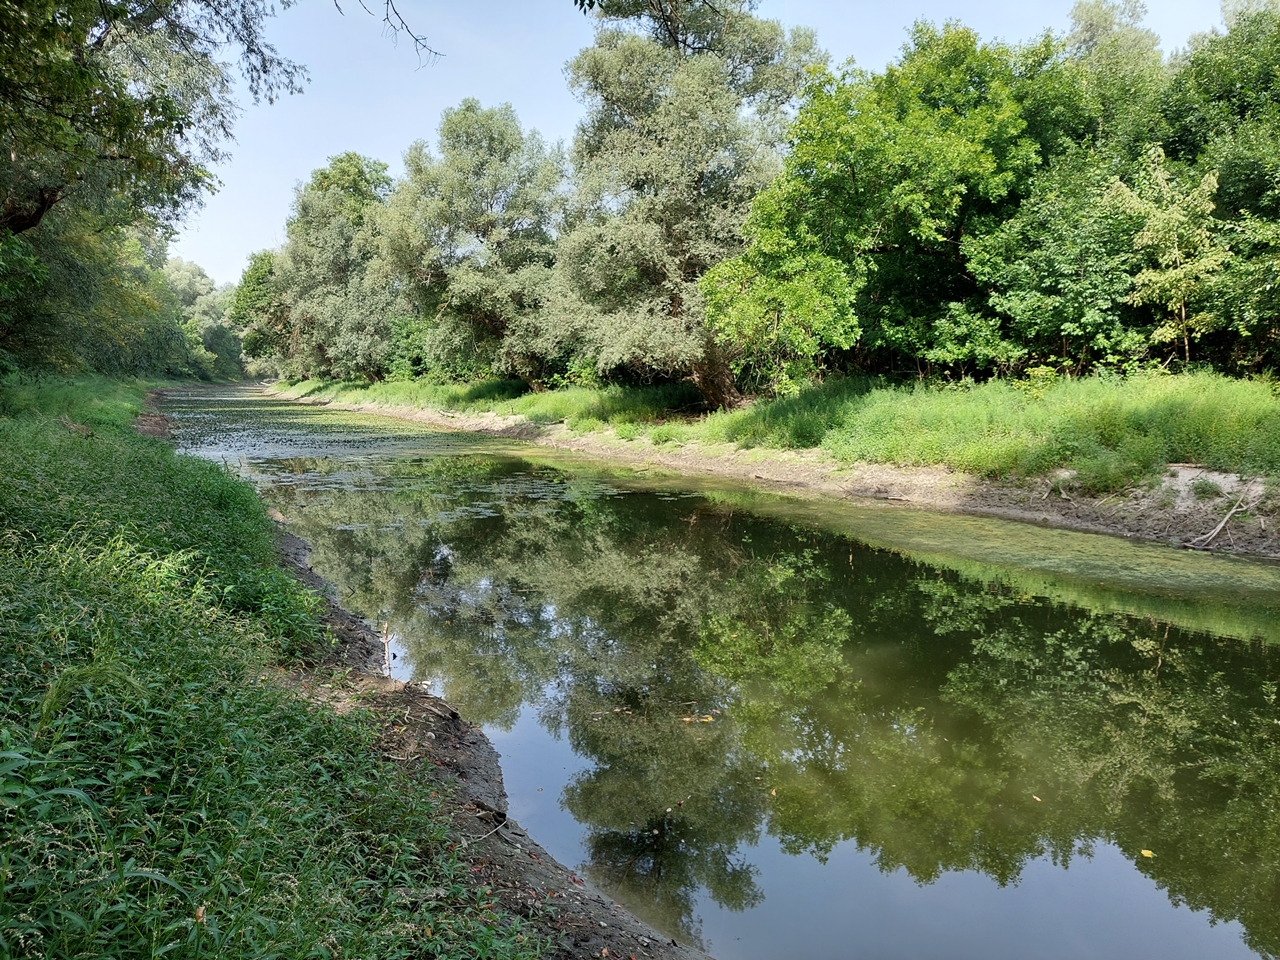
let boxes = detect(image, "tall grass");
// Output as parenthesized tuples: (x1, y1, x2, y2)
(276, 371, 1280, 492)
(0, 374, 154, 430)
(276, 377, 702, 428)
(0, 379, 541, 960)
(691, 372, 1280, 491)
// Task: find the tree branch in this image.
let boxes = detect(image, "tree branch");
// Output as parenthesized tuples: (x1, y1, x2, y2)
(333, 0, 442, 62)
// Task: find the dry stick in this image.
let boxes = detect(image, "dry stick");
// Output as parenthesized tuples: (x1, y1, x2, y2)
(1186, 491, 1259, 549)
(381, 622, 392, 679)
(458, 820, 513, 848)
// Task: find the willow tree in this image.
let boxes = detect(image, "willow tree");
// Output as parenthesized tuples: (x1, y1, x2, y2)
(549, 0, 820, 407)
(272, 153, 401, 381)
(379, 99, 563, 383)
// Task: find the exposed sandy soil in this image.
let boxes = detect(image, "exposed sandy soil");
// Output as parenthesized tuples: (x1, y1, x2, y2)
(278, 393, 1280, 560)
(134, 391, 173, 438)
(278, 532, 710, 960)
(132, 413, 173, 438)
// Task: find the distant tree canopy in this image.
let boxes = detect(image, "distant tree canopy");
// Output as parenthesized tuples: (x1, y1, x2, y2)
(8, 0, 1280, 392)
(251, 0, 822, 401)
(234, 1, 1280, 403)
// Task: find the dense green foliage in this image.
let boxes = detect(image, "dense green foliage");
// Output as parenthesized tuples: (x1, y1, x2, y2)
(711, 3, 1280, 384)
(268, 152, 399, 382)
(379, 100, 563, 384)
(238, 0, 820, 403)
(0, 380, 541, 959)
(0, 216, 241, 378)
(0, 0, 286, 376)
(236, 1, 1280, 407)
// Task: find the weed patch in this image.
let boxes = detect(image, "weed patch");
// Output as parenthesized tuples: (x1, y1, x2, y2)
(694, 372, 1280, 492)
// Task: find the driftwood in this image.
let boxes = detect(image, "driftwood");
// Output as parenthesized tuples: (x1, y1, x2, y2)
(1185, 490, 1262, 550)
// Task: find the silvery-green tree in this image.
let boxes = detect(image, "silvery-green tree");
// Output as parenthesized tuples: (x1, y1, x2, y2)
(379, 99, 564, 383)
(273, 152, 402, 381)
(548, 0, 821, 406)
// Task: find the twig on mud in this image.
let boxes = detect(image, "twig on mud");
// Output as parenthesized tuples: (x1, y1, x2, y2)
(458, 821, 512, 848)
(419, 701, 457, 722)
(1185, 491, 1259, 550)
(1095, 490, 1128, 509)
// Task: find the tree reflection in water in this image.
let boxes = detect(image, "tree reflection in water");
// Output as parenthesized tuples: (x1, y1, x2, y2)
(265, 454, 1280, 956)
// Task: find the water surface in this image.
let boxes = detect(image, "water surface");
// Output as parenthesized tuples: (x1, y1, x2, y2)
(169, 386, 1280, 960)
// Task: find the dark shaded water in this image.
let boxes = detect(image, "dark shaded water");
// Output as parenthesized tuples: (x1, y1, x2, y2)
(168, 386, 1280, 960)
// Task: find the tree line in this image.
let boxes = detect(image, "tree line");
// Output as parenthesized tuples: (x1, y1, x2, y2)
(231, 0, 1280, 406)
(6, 2, 1280, 400)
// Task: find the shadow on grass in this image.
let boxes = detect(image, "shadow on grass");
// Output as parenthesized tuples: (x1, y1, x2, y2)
(700, 377, 884, 449)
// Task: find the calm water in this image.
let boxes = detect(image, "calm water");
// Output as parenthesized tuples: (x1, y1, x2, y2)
(168, 386, 1280, 960)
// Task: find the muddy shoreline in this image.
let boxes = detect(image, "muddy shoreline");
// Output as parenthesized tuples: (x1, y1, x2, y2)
(272, 389, 1280, 561)
(138, 393, 709, 960)
(277, 531, 711, 960)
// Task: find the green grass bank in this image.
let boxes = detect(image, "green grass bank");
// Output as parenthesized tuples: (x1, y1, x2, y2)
(0, 377, 540, 959)
(277, 371, 1280, 493)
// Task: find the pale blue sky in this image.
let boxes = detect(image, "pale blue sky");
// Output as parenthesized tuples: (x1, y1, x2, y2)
(173, 0, 1227, 284)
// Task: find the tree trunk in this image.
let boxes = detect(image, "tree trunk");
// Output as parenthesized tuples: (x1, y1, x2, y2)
(1, 186, 64, 235)
(690, 342, 743, 410)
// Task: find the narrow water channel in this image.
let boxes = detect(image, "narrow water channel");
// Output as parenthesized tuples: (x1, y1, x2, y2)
(168, 386, 1280, 960)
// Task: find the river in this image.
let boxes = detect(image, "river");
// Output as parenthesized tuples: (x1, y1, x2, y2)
(166, 385, 1280, 960)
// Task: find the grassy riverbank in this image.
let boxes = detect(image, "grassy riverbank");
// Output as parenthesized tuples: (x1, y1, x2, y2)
(0, 377, 540, 959)
(278, 371, 1280, 493)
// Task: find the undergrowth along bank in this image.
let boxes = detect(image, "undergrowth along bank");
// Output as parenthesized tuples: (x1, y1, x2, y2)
(0, 376, 541, 960)
(276, 371, 1280, 493)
